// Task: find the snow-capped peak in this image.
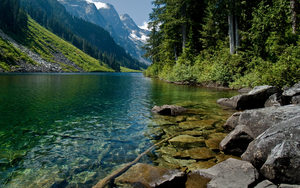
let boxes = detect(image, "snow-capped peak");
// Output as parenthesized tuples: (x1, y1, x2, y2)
(85, 0, 109, 9)
(139, 21, 150, 31)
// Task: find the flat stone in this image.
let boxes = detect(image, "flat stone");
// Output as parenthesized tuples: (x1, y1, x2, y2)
(254, 180, 277, 188)
(291, 95, 300, 105)
(279, 184, 300, 188)
(220, 124, 254, 156)
(194, 158, 259, 188)
(179, 120, 214, 130)
(282, 82, 300, 105)
(161, 155, 196, 167)
(169, 135, 205, 148)
(157, 146, 177, 156)
(152, 105, 187, 116)
(114, 163, 185, 188)
(174, 147, 215, 160)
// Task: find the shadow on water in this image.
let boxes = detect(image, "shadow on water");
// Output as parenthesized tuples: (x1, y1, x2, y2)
(0, 73, 237, 187)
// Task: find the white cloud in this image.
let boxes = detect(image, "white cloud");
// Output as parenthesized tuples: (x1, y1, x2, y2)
(139, 21, 150, 31)
(86, 0, 109, 9)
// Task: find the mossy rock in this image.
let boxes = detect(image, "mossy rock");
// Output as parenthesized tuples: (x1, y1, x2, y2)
(173, 147, 215, 160)
(169, 135, 205, 148)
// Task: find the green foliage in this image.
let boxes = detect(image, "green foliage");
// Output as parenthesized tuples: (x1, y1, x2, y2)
(145, 0, 300, 88)
(25, 18, 113, 72)
(0, 36, 36, 71)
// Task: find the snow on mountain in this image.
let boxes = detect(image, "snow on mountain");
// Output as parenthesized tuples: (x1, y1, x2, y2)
(86, 0, 109, 9)
(59, 0, 151, 65)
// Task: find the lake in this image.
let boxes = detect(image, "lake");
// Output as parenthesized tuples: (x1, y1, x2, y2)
(0, 73, 237, 187)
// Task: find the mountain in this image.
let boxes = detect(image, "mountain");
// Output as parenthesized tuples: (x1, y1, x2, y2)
(20, 0, 147, 71)
(58, 0, 151, 65)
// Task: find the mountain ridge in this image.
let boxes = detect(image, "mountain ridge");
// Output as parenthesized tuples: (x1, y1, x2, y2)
(58, 0, 151, 65)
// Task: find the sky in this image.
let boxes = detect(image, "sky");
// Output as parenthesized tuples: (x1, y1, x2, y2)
(98, 0, 153, 27)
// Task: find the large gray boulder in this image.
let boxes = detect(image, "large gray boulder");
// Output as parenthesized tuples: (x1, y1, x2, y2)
(217, 85, 280, 110)
(254, 180, 277, 188)
(192, 158, 259, 188)
(282, 82, 300, 105)
(223, 112, 241, 130)
(220, 105, 300, 156)
(152, 105, 187, 116)
(242, 116, 300, 184)
(260, 140, 300, 184)
(114, 163, 185, 188)
(220, 125, 254, 156)
(264, 93, 282, 107)
(236, 105, 300, 138)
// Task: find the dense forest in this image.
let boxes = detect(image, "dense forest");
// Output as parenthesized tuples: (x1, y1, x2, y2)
(0, 0, 147, 71)
(144, 0, 300, 88)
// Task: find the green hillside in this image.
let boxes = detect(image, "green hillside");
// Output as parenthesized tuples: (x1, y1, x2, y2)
(25, 17, 113, 72)
(0, 17, 114, 72)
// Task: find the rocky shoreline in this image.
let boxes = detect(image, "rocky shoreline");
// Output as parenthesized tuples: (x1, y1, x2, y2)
(94, 82, 300, 188)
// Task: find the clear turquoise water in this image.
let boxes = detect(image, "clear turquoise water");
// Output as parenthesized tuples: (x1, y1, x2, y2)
(0, 73, 237, 187)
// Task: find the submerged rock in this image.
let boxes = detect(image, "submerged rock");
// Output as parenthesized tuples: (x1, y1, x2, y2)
(242, 116, 300, 184)
(205, 133, 227, 151)
(217, 85, 280, 110)
(220, 125, 254, 156)
(168, 135, 205, 148)
(179, 120, 214, 131)
(152, 105, 187, 116)
(193, 158, 259, 188)
(174, 147, 215, 160)
(115, 163, 185, 188)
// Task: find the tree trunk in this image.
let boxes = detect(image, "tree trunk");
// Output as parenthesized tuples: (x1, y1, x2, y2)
(234, 16, 240, 52)
(228, 15, 235, 55)
(290, 0, 297, 34)
(174, 45, 178, 61)
(182, 23, 187, 50)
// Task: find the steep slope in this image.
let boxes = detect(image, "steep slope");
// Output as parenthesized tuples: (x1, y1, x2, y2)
(21, 0, 146, 71)
(58, 0, 151, 65)
(0, 17, 113, 72)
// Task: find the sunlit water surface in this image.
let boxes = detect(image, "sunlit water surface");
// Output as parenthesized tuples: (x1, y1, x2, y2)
(0, 73, 237, 187)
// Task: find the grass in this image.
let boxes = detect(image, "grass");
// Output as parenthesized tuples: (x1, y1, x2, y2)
(0, 36, 36, 71)
(24, 17, 114, 72)
(120, 66, 142, 72)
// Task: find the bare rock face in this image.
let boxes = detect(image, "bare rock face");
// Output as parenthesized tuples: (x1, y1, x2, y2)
(282, 82, 300, 105)
(260, 140, 300, 184)
(254, 180, 277, 188)
(264, 93, 282, 107)
(217, 85, 280, 110)
(220, 125, 254, 156)
(192, 158, 259, 188)
(236, 105, 300, 138)
(223, 112, 241, 131)
(114, 163, 185, 188)
(152, 105, 187, 116)
(242, 116, 300, 184)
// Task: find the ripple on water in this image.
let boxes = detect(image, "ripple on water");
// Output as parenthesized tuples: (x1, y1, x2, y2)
(0, 73, 237, 187)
